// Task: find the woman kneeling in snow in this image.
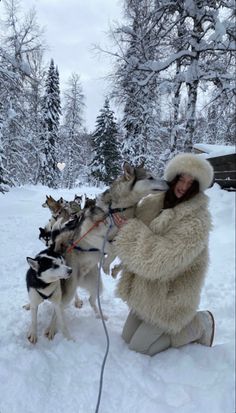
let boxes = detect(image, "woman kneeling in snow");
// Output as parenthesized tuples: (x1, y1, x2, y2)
(113, 153, 215, 356)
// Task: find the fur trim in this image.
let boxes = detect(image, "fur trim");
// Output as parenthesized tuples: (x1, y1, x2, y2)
(164, 153, 214, 191)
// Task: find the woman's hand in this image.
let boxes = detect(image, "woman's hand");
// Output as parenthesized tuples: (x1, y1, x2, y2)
(112, 213, 128, 228)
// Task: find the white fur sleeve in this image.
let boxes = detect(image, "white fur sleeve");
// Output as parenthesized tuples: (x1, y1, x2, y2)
(113, 217, 209, 282)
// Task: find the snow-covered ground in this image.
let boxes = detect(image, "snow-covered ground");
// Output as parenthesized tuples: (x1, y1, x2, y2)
(0, 183, 235, 413)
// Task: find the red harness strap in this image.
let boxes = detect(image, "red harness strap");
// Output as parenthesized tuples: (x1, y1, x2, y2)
(66, 218, 107, 254)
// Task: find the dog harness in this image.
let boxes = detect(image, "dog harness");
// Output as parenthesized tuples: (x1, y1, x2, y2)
(72, 245, 100, 252)
(36, 288, 56, 300)
(108, 204, 133, 214)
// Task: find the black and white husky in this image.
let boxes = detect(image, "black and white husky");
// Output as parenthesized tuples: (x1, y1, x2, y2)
(38, 226, 52, 246)
(26, 246, 72, 343)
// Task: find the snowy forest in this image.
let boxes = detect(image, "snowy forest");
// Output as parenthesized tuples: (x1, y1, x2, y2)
(0, 0, 235, 193)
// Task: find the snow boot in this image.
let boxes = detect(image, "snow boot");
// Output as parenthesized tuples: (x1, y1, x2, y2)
(170, 310, 215, 348)
(196, 310, 215, 347)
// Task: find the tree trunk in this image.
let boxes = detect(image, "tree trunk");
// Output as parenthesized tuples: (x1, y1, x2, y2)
(184, 78, 199, 152)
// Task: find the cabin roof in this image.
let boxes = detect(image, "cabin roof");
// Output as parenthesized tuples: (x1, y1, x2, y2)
(193, 143, 235, 158)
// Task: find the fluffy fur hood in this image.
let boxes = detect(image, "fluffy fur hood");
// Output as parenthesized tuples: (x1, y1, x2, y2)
(164, 153, 214, 191)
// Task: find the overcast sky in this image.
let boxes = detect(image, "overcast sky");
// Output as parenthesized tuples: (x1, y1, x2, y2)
(22, 0, 123, 131)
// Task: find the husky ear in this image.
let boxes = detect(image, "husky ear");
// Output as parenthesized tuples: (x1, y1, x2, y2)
(39, 227, 45, 235)
(27, 257, 39, 272)
(123, 161, 135, 180)
(137, 160, 145, 168)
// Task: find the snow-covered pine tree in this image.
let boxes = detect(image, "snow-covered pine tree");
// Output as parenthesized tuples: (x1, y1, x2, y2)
(38, 59, 61, 188)
(109, 0, 235, 158)
(155, 0, 235, 152)
(90, 98, 121, 185)
(24, 50, 46, 184)
(195, 1, 236, 146)
(0, 109, 12, 193)
(0, 0, 44, 186)
(201, 88, 236, 146)
(181, 0, 235, 151)
(112, 0, 161, 169)
(60, 73, 85, 189)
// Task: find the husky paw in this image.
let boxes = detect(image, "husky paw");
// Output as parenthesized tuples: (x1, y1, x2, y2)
(44, 327, 57, 340)
(74, 298, 83, 309)
(23, 303, 30, 311)
(28, 331, 37, 344)
(111, 265, 121, 278)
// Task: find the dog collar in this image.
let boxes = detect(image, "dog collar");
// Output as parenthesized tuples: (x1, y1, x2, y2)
(108, 204, 133, 214)
(72, 245, 102, 253)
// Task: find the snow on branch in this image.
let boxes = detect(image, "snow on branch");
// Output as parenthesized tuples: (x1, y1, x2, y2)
(138, 50, 197, 73)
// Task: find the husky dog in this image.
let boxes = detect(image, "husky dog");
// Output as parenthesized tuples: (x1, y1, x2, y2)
(69, 194, 83, 215)
(39, 195, 81, 247)
(96, 161, 169, 274)
(44, 162, 168, 339)
(74, 194, 83, 204)
(26, 246, 72, 343)
(53, 202, 111, 315)
(97, 161, 167, 214)
(39, 226, 52, 246)
(42, 194, 82, 217)
(42, 195, 62, 217)
(40, 196, 66, 247)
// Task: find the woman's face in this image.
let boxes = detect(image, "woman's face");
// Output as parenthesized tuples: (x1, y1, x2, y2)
(174, 174, 194, 198)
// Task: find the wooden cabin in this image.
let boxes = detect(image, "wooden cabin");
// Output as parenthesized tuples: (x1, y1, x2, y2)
(193, 144, 236, 191)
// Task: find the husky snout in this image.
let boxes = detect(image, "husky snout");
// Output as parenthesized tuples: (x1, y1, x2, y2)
(153, 179, 169, 191)
(64, 266, 72, 278)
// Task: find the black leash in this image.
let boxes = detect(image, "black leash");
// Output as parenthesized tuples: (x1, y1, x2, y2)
(95, 213, 114, 413)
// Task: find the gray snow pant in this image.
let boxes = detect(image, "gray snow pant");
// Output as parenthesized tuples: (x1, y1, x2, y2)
(122, 311, 209, 356)
(122, 311, 171, 356)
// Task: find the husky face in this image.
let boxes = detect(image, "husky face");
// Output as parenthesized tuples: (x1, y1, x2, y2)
(27, 255, 72, 283)
(129, 165, 168, 194)
(58, 197, 70, 208)
(42, 195, 62, 214)
(39, 227, 52, 246)
(108, 162, 168, 206)
(74, 194, 83, 204)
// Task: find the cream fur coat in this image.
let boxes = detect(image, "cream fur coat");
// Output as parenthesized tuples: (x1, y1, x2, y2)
(114, 192, 212, 334)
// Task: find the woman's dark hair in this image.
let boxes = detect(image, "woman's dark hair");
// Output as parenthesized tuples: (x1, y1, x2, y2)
(163, 175, 200, 209)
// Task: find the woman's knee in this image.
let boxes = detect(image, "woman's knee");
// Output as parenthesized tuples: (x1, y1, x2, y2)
(122, 311, 142, 344)
(128, 321, 166, 354)
(147, 335, 171, 356)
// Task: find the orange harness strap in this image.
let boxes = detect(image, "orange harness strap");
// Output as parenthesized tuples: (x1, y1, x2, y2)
(66, 218, 107, 254)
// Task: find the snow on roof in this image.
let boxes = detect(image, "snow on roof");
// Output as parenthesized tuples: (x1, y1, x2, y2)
(194, 143, 236, 158)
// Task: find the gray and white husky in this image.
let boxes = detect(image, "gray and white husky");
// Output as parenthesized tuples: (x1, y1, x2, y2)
(46, 162, 168, 338)
(26, 246, 72, 343)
